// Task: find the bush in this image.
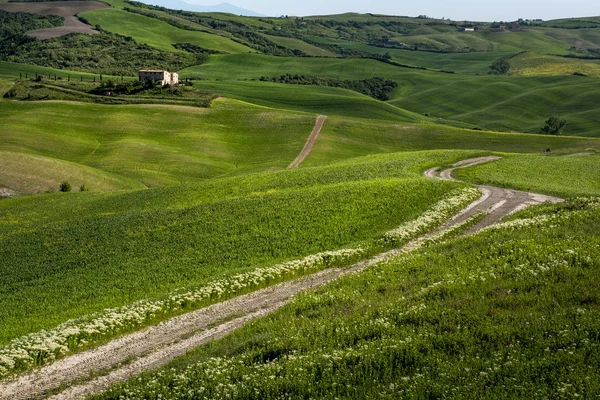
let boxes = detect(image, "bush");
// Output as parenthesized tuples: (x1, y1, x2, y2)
(79, 184, 89, 192)
(59, 181, 72, 192)
(541, 116, 567, 135)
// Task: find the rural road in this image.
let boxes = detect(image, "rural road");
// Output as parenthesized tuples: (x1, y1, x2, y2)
(0, 156, 562, 400)
(288, 115, 327, 168)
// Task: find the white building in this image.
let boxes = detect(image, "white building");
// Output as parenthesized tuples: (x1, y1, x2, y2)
(138, 70, 179, 86)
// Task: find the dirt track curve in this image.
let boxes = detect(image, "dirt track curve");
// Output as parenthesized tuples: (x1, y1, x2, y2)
(0, 156, 562, 400)
(288, 115, 327, 168)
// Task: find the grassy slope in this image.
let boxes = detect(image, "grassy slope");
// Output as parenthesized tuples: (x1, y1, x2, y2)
(80, 9, 254, 53)
(92, 198, 600, 399)
(0, 150, 470, 344)
(0, 98, 315, 188)
(196, 80, 424, 122)
(0, 61, 125, 80)
(391, 74, 600, 136)
(510, 52, 600, 77)
(181, 54, 600, 137)
(455, 153, 600, 198)
(0, 151, 145, 195)
(303, 116, 600, 166)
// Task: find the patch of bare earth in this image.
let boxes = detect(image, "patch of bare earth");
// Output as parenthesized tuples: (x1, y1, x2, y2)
(0, 157, 563, 400)
(0, 1, 109, 40)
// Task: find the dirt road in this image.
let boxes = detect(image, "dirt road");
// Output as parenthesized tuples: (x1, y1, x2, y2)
(0, 156, 562, 400)
(288, 115, 327, 168)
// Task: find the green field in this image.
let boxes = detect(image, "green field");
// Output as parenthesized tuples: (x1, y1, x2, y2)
(91, 197, 600, 399)
(0, 151, 477, 360)
(303, 116, 600, 166)
(80, 9, 254, 53)
(0, 98, 315, 189)
(2, 5, 600, 396)
(455, 153, 600, 197)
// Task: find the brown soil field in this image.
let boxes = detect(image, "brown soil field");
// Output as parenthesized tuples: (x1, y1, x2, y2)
(0, 1, 109, 39)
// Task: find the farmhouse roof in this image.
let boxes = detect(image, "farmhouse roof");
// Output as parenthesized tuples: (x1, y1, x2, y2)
(139, 69, 168, 72)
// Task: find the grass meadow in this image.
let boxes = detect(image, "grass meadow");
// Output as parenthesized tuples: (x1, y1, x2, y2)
(90, 198, 600, 399)
(80, 9, 254, 53)
(0, 98, 315, 190)
(0, 151, 476, 351)
(455, 153, 600, 197)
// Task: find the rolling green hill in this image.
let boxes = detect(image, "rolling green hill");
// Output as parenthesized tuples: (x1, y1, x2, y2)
(80, 9, 254, 53)
(0, 98, 316, 189)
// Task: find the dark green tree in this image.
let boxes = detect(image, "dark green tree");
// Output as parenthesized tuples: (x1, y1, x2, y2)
(59, 181, 72, 192)
(541, 116, 567, 135)
(489, 59, 510, 74)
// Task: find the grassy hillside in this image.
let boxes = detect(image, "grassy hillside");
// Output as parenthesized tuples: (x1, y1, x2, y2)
(0, 151, 145, 195)
(91, 197, 600, 399)
(80, 9, 254, 53)
(455, 153, 600, 197)
(0, 150, 477, 353)
(303, 117, 600, 166)
(392, 74, 600, 136)
(0, 98, 316, 188)
(196, 80, 425, 122)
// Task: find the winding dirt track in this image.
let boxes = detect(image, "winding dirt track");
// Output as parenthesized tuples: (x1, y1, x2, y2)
(0, 156, 562, 400)
(288, 115, 327, 168)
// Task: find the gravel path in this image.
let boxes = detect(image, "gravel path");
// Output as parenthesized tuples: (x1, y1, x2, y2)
(288, 115, 327, 168)
(0, 156, 562, 400)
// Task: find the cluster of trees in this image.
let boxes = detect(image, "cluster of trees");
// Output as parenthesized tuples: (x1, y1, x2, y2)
(260, 74, 398, 101)
(0, 10, 63, 57)
(541, 116, 567, 135)
(123, 4, 303, 57)
(1, 29, 201, 75)
(0, 10, 63, 39)
(489, 59, 510, 74)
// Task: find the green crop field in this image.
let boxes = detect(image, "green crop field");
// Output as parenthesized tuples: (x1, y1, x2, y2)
(0, 98, 316, 189)
(2, 4, 600, 397)
(91, 197, 600, 399)
(0, 151, 483, 376)
(303, 116, 600, 166)
(455, 153, 600, 197)
(80, 9, 254, 53)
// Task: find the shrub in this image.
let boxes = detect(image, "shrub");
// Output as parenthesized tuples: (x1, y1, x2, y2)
(59, 181, 71, 192)
(541, 116, 567, 135)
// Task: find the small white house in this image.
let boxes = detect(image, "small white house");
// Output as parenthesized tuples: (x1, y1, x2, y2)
(138, 70, 179, 86)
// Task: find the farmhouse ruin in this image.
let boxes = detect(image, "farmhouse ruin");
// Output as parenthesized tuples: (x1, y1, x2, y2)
(138, 70, 179, 86)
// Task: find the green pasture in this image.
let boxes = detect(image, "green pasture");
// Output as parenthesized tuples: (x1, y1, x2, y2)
(0, 61, 126, 80)
(262, 35, 338, 57)
(93, 197, 600, 399)
(80, 9, 254, 53)
(0, 150, 482, 230)
(0, 153, 463, 343)
(391, 74, 600, 136)
(509, 52, 600, 77)
(455, 152, 600, 197)
(0, 151, 145, 196)
(303, 36, 514, 74)
(303, 117, 600, 166)
(196, 80, 424, 122)
(0, 98, 315, 188)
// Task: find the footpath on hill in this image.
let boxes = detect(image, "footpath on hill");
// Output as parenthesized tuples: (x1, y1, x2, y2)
(0, 157, 562, 400)
(288, 115, 327, 168)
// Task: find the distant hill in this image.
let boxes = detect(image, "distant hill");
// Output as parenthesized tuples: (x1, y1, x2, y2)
(136, 0, 265, 16)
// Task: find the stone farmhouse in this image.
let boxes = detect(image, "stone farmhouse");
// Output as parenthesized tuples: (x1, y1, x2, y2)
(138, 70, 179, 86)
